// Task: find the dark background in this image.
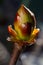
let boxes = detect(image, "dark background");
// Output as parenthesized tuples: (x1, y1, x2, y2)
(0, 0, 43, 65)
(0, 0, 43, 52)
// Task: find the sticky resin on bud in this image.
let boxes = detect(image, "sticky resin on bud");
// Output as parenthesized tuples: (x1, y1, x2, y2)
(14, 5, 36, 40)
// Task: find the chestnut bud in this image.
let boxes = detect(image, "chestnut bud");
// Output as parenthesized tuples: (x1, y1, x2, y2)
(14, 5, 36, 40)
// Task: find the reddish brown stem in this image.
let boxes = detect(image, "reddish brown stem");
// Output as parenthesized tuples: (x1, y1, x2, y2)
(9, 43, 23, 65)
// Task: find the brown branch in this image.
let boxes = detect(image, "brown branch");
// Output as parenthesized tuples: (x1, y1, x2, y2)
(9, 42, 23, 65)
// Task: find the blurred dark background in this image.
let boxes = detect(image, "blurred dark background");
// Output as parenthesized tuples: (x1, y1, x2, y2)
(0, 0, 43, 65)
(0, 0, 43, 51)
